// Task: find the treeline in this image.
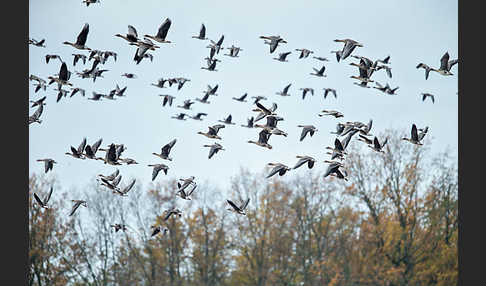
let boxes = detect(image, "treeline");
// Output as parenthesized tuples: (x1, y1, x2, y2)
(29, 134, 457, 286)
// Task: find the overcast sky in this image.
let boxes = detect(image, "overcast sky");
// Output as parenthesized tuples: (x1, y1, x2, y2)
(29, 0, 458, 197)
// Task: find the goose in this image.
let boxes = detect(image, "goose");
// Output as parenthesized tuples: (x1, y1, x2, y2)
(88, 92, 104, 101)
(422, 93, 435, 103)
(354, 81, 371, 88)
(205, 84, 219, 96)
(227, 198, 250, 215)
(177, 176, 196, 192)
(196, 92, 211, 104)
(177, 99, 195, 110)
(266, 163, 291, 178)
(416, 63, 433, 80)
(431, 52, 458, 76)
(30, 96, 47, 108)
(319, 110, 344, 118)
(292, 155, 316, 170)
(72, 54, 86, 67)
(268, 127, 288, 137)
(299, 88, 314, 100)
(103, 51, 118, 62)
(131, 38, 160, 64)
(385, 86, 399, 95)
(153, 139, 177, 161)
(102, 93, 116, 100)
(114, 179, 136, 197)
(115, 25, 140, 43)
(323, 88, 337, 99)
(218, 114, 236, 125)
(204, 143, 225, 159)
(45, 54, 63, 64)
(253, 102, 276, 117)
(333, 39, 363, 61)
(273, 51, 292, 62)
(323, 160, 347, 180)
(163, 208, 182, 221)
(148, 164, 169, 181)
(110, 224, 128, 233)
(151, 226, 169, 237)
(373, 82, 388, 93)
(144, 18, 172, 44)
(160, 94, 175, 107)
(331, 123, 346, 135)
(29, 38, 46, 47)
(69, 200, 87, 216)
(97, 143, 122, 165)
(33, 186, 53, 209)
(98, 169, 119, 182)
(119, 158, 138, 165)
(70, 87, 86, 98)
(152, 78, 167, 88)
(376, 65, 392, 78)
(201, 59, 218, 71)
(172, 113, 188, 120)
(276, 83, 291, 96)
(296, 48, 314, 59)
(325, 138, 347, 156)
(251, 95, 267, 104)
(192, 23, 207, 40)
(206, 35, 225, 54)
(255, 115, 283, 129)
(63, 23, 91, 50)
(377, 55, 391, 64)
(198, 124, 225, 139)
(30, 74, 46, 85)
(224, 45, 243, 57)
(48, 62, 72, 90)
(248, 129, 272, 149)
(121, 73, 137, 79)
(313, 56, 329, 62)
(109, 84, 127, 97)
(65, 138, 87, 159)
(174, 77, 191, 90)
(368, 137, 388, 153)
(260, 35, 287, 53)
(241, 117, 254, 128)
(82, 0, 100, 6)
(84, 138, 103, 159)
(402, 124, 424, 145)
(36, 159, 56, 174)
(192, 113, 208, 121)
(100, 176, 122, 192)
(176, 181, 197, 200)
(330, 50, 343, 62)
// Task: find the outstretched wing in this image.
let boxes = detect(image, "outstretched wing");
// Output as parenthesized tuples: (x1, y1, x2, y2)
(156, 18, 172, 40)
(240, 198, 250, 210)
(69, 201, 82, 216)
(411, 124, 419, 141)
(45, 186, 54, 203)
(33, 193, 44, 206)
(440, 52, 449, 71)
(227, 200, 241, 211)
(76, 23, 90, 46)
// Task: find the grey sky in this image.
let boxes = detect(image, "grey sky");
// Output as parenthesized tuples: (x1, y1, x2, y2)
(29, 0, 458, 194)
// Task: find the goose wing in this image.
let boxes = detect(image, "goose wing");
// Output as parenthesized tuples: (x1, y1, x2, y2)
(227, 200, 241, 212)
(122, 179, 136, 194)
(161, 139, 177, 156)
(256, 102, 271, 114)
(77, 138, 87, 154)
(76, 23, 89, 46)
(373, 137, 381, 149)
(447, 59, 458, 70)
(240, 198, 250, 210)
(267, 164, 284, 178)
(156, 18, 171, 40)
(107, 144, 117, 162)
(283, 83, 291, 93)
(440, 52, 450, 70)
(208, 145, 219, 159)
(411, 124, 419, 141)
(127, 25, 138, 39)
(45, 186, 54, 203)
(334, 138, 344, 151)
(199, 24, 206, 38)
(33, 193, 45, 206)
(69, 201, 82, 216)
(300, 127, 309, 141)
(59, 62, 69, 81)
(151, 165, 162, 181)
(293, 157, 309, 169)
(92, 138, 103, 154)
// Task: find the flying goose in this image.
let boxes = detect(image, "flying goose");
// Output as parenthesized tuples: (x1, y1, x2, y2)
(313, 56, 329, 62)
(331, 123, 346, 135)
(353, 81, 371, 88)
(241, 117, 254, 128)
(63, 23, 91, 50)
(177, 100, 195, 110)
(323, 160, 347, 180)
(260, 35, 287, 53)
(110, 224, 128, 233)
(402, 124, 424, 145)
(100, 176, 122, 192)
(152, 78, 167, 88)
(97, 143, 122, 165)
(110, 84, 127, 97)
(153, 139, 177, 161)
(88, 92, 104, 101)
(416, 63, 433, 80)
(218, 114, 236, 125)
(192, 23, 207, 40)
(251, 95, 267, 104)
(48, 62, 72, 90)
(163, 208, 182, 221)
(266, 163, 291, 178)
(422, 93, 435, 103)
(368, 137, 388, 153)
(82, 0, 100, 6)
(299, 88, 314, 100)
(319, 110, 344, 118)
(29, 105, 44, 125)
(198, 124, 225, 139)
(69, 200, 87, 216)
(385, 86, 399, 95)
(201, 58, 218, 71)
(377, 55, 391, 64)
(160, 94, 175, 107)
(292, 155, 316, 170)
(33, 186, 53, 209)
(224, 45, 243, 57)
(298, 125, 318, 141)
(30, 96, 47, 107)
(148, 164, 169, 181)
(176, 180, 196, 200)
(203, 84, 219, 96)
(70, 87, 86, 98)
(207, 34, 225, 54)
(276, 83, 291, 96)
(192, 113, 208, 121)
(65, 138, 87, 159)
(36, 159, 56, 174)
(29, 38, 46, 47)
(273, 51, 292, 62)
(119, 158, 138, 165)
(432, 52, 458, 76)
(295, 48, 314, 59)
(248, 129, 272, 149)
(84, 138, 103, 159)
(151, 226, 169, 237)
(196, 92, 211, 104)
(122, 73, 137, 79)
(114, 179, 136, 197)
(72, 54, 87, 66)
(115, 25, 140, 43)
(323, 88, 337, 99)
(333, 39, 363, 61)
(325, 138, 347, 160)
(144, 18, 172, 44)
(254, 115, 283, 130)
(98, 169, 119, 181)
(172, 113, 188, 121)
(373, 82, 388, 93)
(203, 143, 225, 159)
(310, 65, 327, 77)
(45, 54, 63, 64)
(227, 198, 250, 215)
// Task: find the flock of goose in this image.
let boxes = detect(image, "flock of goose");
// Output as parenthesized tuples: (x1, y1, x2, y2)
(30, 7, 457, 237)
